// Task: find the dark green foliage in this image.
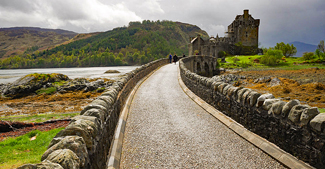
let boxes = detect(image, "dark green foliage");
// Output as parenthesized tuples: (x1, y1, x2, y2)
(0, 21, 206, 69)
(218, 51, 226, 58)
(315, 40, 325, 60)
(302, 52, 315, 60)
(260, 49, 283, 66)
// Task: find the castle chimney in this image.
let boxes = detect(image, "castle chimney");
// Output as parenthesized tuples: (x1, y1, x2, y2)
(244, 9, 249, 19)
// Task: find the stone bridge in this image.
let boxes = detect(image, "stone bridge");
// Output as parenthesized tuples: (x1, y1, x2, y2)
(182, 55, 219, 77)
(18, 57, 325, 169)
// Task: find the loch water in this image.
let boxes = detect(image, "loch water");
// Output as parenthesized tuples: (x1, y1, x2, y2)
(0, 66, 139, 84)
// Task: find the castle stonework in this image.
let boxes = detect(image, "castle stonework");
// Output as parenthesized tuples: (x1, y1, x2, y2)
(189, 9, 260, 56)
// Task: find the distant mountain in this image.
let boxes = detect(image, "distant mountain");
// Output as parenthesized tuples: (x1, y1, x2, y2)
(289, 41, 317, 57)
(0, 27, 78, 58)
(0, 21, 209, 69)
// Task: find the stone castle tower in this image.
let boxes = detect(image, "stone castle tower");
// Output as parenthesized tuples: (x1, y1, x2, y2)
(189, 9, 260, 56)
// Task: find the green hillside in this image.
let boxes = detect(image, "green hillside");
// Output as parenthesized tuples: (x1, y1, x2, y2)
(0, 21, 208, 69)
(0, 27, 77, 58)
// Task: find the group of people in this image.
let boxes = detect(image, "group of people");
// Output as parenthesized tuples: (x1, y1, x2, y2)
(169, 53, 186, 64)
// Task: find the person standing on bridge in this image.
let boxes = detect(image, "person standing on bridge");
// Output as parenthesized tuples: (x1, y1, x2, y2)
(169, 54, 172, 63)
(173, 54, 178, 64)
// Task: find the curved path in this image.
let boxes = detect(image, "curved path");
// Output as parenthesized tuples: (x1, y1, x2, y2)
(120, 63, 286, 168)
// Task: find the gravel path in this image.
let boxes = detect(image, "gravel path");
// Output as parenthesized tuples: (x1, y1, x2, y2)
(120, 63, 286, 168)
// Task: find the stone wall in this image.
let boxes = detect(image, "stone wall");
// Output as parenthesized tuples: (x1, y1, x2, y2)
(18, 59, 169, 169)
(179, 56, 325, 168)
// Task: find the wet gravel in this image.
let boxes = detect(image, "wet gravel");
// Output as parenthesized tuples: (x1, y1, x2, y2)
(120, 63, 286, 168)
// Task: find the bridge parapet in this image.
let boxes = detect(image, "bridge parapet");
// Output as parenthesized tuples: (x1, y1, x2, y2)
(18, 59, 169, 169)
(179, 58, 325, 168)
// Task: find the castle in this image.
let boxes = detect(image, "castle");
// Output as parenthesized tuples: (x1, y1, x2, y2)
(189, 9, 260, 57)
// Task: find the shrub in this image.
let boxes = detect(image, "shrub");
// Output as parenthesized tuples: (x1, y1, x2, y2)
(260, 49, 283, 66)
(239, 61, 252, 68)
(302, 52, 315, 60)
(232, 57, 240, 63)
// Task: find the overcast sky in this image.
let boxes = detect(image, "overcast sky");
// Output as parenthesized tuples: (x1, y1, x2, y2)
(0, 0, 324, 47)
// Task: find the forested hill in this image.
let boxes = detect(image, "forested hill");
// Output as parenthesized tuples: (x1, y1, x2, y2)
(0, 21, 209, 69)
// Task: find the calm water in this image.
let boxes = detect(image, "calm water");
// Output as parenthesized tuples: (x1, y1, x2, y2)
(0, 66, 139, 84)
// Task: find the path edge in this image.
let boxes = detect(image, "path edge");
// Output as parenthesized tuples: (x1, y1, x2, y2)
(177, 67, 314, 169)
(107, 65, 164, 169)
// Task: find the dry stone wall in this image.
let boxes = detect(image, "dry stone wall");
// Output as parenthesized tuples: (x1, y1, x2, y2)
(18, 58, 169, 169)
(179, 56, 325, 168)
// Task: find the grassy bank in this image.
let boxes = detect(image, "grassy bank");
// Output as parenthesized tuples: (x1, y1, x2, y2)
(0, 112, 79, 123)
(222, 55, 325, 70)
(0, 128, 64, 169)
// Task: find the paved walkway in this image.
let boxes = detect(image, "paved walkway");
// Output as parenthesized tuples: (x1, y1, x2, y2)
(120, 63, 285, 168)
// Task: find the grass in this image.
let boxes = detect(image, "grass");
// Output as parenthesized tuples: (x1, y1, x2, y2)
(222, 55, 325, 70)
(35, 87, 57, 95)
(320, 108, 325, 113)
(53, 80, 68, 86)
(0, 112, 79, 123)
(0, 128, 64, 169)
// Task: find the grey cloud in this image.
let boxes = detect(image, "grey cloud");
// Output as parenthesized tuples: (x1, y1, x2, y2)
(0, 0, 36, 12)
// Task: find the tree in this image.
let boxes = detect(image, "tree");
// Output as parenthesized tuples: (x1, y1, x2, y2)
(315, 49, 325, 60)
(274, 42, 297, 57)
(317, 40, 325, 53)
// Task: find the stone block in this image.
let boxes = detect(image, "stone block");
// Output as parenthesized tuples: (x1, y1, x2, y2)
(237, 88, 249, 103)
(212, 82, 223, 91)
(81, 105, 108, 119)
(91, 99, 109, 110)
(241, 89, 252, 105)
(45, 149, 80, 169)
(218, 83, 228, 93)
(262, 99, 280, 110)
(268, 101, 286, 115)
(310, 113, 325, 132)
(226, 86, 236, 97)
(102, 89, 118, 100)
(71, 115, 101, 131)
(71, 119, 99, 140)
(111, 83, 122, 92)
(288, 104, 310, 124)
(222, 84, 232, 96)
(17, 160, 64, 169)
(248, 92, 261, 107)
(42, 136, 88, 167)
(232, 87, 244, 100)
(97, 95, 115, 108)
(54, 119, 98, 150)
(82, 108, 106, 124)
(256, 93, 274, 107)
(300, 107, 320, 126)
(282, 99, 300, 118)
(206, 79, 214, 88)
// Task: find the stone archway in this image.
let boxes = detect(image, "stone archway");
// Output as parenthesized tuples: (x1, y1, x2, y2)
(197, 62, 201, 74)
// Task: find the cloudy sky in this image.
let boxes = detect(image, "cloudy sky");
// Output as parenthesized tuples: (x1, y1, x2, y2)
(0, 0, 324, 47)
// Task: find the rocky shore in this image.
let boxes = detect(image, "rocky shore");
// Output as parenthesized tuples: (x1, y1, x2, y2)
(219, 68, 325, 109)
(0, 73, 114, 98)
(0, 73, 116, 117)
